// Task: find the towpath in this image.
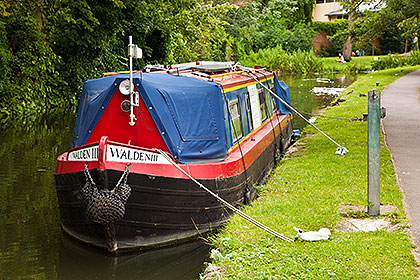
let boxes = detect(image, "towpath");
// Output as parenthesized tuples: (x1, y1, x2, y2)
(382, 69, 420, 263)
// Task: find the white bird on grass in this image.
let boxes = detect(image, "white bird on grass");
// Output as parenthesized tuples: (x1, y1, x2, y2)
(293, 227, 331, 241)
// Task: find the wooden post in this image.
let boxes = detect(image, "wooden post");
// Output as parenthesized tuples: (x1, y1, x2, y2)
(368, 90, 381, 216)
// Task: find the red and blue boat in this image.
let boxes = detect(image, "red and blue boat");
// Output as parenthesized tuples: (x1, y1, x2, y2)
(54, 47, 293, 252)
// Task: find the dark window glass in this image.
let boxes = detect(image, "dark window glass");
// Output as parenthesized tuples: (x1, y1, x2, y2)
(246, 93, 254, 131)
(270, 83, 278, 112)
(229, 98, 243, 142)
(258, 88, 268, 122)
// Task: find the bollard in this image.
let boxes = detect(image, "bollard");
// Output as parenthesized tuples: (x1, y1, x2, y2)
(367, 90, 381, 216)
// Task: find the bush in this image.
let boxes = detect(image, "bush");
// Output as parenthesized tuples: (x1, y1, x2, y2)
(329, 31, 348, 57)
(312, 19, 348, 35)
(240, 46, 324, 74)
(371, 51, 420, 70)
(285, 24, 315, 53)
(312, 20, 349, 57)
(0, 21, 14, 107)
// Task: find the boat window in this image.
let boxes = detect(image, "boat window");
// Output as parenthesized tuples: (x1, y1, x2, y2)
(265, 89, 273, 116)
(270, 83, 278, 112)
(229, 98, 243, 142)
(258, 88, 268, 122)
(245, 93, 254, 131)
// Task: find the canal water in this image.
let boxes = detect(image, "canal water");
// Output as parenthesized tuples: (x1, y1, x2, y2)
(0, 74, 355, 279)
(282, 73, 356, 130)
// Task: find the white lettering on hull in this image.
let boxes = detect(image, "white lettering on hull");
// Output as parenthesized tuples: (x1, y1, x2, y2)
(107, 145, 168, 164)
(67, 144, 168, 164)
(68, 146, 99, 161)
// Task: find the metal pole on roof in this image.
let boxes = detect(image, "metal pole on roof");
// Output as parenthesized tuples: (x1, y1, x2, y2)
(128, 36, 136, 126)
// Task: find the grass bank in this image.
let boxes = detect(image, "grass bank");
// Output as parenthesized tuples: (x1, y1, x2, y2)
(205, 66, 420, 279)
(322, 55, 380, 73)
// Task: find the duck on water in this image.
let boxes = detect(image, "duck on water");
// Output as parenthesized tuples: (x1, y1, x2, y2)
(54, 37, 294, 252)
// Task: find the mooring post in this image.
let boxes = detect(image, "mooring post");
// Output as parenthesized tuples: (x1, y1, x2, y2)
(368, 90, 381, 216)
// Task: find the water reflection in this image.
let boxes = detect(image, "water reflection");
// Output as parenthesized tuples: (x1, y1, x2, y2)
(0, 110, 211, 280)
(58, 237, 209, 280)
(0, 111, 74, 280)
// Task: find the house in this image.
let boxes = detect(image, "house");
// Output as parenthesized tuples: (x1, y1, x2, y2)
(313, 0, 343, 22)
(313, 0, 384, 22)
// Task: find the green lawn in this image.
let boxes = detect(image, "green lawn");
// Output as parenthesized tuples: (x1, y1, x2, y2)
(322, 55, 383, 73)
(204, 66, 420, 279)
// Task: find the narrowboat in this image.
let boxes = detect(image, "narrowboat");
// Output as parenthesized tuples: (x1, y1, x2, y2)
(54, 41, 293, 252)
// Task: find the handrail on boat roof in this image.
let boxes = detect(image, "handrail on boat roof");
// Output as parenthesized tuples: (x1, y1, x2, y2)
(209, 68, 272, 80)
(102, 70, 142, 77)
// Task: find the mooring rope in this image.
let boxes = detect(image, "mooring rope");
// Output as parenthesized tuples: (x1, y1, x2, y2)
(241, 68, 348, 153)
(300, 111, 362, 121)
(154, 148, 293, 242)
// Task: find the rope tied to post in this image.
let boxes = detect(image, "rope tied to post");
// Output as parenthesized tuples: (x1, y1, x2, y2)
(237, 66, 348, 155)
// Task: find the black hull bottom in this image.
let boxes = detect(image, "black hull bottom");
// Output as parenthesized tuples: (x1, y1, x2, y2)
(55, 121, 293, 251)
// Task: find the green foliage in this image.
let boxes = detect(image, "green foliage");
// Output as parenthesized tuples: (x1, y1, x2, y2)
(351, 13, 416, 56)
(371, 51, 420, 70)
(266, 0, 315, 26)
(240, 46, 324, 74)
(0, 0, 326, 120)
(312, 19, 349, 35)
(381, 28, 409, 54)
(164, 2, 235, 63)
(353, 0, 420, 54)
(287, 24, 315, 52)
(220, 2, 315, 57)
(2, 0, 62, 117)
(0, 21, 14, 115)
(328, 31, 348, 57)
(312, 20, 349, 57)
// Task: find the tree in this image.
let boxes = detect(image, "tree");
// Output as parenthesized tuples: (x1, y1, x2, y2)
(346, 0, 420, 57)
(364, 0, 420, 51)
(266, 0, 315, 26)
(339, 0, 366, 61)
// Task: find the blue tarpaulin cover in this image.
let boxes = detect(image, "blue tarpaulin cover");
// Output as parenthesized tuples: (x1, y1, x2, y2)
(274, 76, 293, 115)
(72, 73, 228, 163)
(71, 72, 291, 163)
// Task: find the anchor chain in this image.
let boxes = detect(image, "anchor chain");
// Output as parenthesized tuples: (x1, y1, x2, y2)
(81, 163, 132, 225)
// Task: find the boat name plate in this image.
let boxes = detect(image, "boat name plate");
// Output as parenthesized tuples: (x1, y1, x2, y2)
(67, 144, 169, 164)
